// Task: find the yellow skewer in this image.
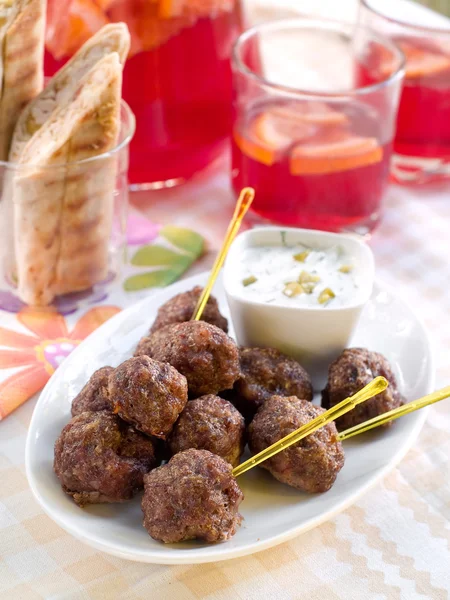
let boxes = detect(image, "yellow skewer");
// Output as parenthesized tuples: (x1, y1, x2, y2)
(232, 376, 388, 478)
(191, 187, 255, 322)
(338, 384, 450, 441)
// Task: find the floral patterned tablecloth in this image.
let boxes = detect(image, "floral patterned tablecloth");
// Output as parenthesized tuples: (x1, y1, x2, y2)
(1, 1, 450, 598)
(0, 212, 205, 420)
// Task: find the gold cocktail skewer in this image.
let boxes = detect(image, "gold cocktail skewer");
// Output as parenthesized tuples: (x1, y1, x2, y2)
(338, 384, 450, 441)
(191, 187, 255, 322)
(232, 376, 388, 478)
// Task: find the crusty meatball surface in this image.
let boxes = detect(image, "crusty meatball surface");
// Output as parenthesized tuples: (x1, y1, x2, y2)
(150, 286, 228, 334)
(54, 411, 157, 506)
(142, 449, 243, 544)
(228, 347, 313, 421)
(135, 321, 240, 397)
(71, 366, 114, 416)
(169, 395, 245, 466)
(321, 347, 404, 431)
(248, 396, 345, 493)
(109, 356, 188, 439)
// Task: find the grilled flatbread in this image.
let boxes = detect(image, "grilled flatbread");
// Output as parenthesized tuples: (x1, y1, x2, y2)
(9, 21, 130, 162)
(13, 52, 122, 306)
(0, 0, 46, 161)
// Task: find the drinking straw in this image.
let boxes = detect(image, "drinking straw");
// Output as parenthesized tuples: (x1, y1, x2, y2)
(232, 376, 388, 477)
(338, 384, 450, 441)
(191, 187, 255, 321)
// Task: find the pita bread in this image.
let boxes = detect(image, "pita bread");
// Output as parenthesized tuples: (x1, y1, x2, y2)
(9, 21, 130, 162)
(0, 0, 46, 161)
(13, 52, 122, 306)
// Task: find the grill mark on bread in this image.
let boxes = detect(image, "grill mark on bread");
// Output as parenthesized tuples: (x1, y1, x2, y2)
(5, 37, 40, 62)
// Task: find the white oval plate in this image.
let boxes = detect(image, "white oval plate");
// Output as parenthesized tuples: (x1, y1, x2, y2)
(25, 272, 434, 565)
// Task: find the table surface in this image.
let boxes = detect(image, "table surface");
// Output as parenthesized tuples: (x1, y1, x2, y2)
(2, 1, 450, 598)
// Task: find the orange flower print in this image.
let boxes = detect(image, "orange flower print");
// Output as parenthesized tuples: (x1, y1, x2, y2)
(0, 305, 121, 419)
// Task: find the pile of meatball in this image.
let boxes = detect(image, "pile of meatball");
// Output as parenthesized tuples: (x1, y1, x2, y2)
(54, 285, 404, 545)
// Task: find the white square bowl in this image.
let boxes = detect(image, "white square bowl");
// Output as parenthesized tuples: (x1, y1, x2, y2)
(223, 227, 375, 388)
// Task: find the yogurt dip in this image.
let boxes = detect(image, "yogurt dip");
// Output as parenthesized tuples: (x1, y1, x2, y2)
(224, 227, 375, 387)
(235, 243, 362, 309)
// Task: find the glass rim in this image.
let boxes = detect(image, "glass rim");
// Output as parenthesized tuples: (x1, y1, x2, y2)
(0, 99, 136, 171)
(361, 0, 450, 35)
(232, 17, 406, 98)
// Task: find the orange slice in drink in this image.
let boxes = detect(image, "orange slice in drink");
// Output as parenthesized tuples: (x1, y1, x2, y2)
(159, 0, 184, 18)
(93, 0, 122, 8)
(234, 109, 316, 166)
(109, 0, 193, 54)
(270, 101, 348, 127)
(158, 0, 234, 18)
(46, 0, 109, 59)
(399, 41, 450, 79)
(290, 129, 383, 176)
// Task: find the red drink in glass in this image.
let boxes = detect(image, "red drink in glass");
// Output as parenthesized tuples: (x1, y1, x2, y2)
(360, 0, 450, 184)
(232, 19, 404, 234)
(232, 101, 392, 231)
(45, 0, 243, 188)
(396, 41, 450, 163)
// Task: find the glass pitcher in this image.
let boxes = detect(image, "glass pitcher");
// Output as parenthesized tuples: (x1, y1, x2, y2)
(45, 0, 244, 189)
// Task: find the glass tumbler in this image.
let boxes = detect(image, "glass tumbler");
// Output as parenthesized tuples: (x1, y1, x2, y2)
(231, 18, 405, 234)
(360, 0, 450, 184)
(44, 0, 244, 189)
(0, 101, 135, 308)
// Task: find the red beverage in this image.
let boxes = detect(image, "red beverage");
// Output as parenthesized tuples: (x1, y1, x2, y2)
(359, 0, 450, 184)
(361, 39, 450, 158)
(45, 0, 243, 187)
(232, 101, 392, 232)
(395, 40, 450, 162)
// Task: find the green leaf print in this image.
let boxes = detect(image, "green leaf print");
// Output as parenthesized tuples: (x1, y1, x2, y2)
(160, 226, 204, 257)
(131, 245, 191, 269)
(124, 270, 182, 291)
(124, 227, 205, 292)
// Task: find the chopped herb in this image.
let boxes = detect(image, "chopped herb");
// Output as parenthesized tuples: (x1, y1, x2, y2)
(339, 265, 353, 273)
(293, 250, 310, 263)
(318, 288, 335, 305)
(298, 270, 321, 284)
(242, 275, 257, 287)
(301, 282, 316, 294)
(280, 231, 287, 246)
(283, 282, 304, 297)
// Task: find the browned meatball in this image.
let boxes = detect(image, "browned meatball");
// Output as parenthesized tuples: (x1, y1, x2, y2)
(135, 321, 240, 397)
(321, 347, 404, 431)
(54, 411, 157, 506)
(141, 449, 243, 543)
(169, 395, 245, 466)
(227, 347, 313, 421)
(150, 286, 228, 334)
(71, 366, 114, 416)
(248, 396, 345, 493)
(109, 356, 188, 439)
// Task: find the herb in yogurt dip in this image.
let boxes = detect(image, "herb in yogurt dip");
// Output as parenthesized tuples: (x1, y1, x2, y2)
(242, 275, 258, 287)
(237, 244, 361, 308)
(293, 250, 310, 263)
(318, 288, 336, 305)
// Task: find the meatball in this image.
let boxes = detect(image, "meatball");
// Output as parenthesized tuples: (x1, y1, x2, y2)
(54, 411, 157, 506)
(135, 321, 240, 397)
(142, 449, 243, 543)
(150, 286, 228, 334)
(321, 347, 404, 431)
(109, 356, 188, 439)
(169, 395, 245, 466)
(227, 347, 313, 421)
(71, 366, 114, 416)
(248, 396, 345, 493)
